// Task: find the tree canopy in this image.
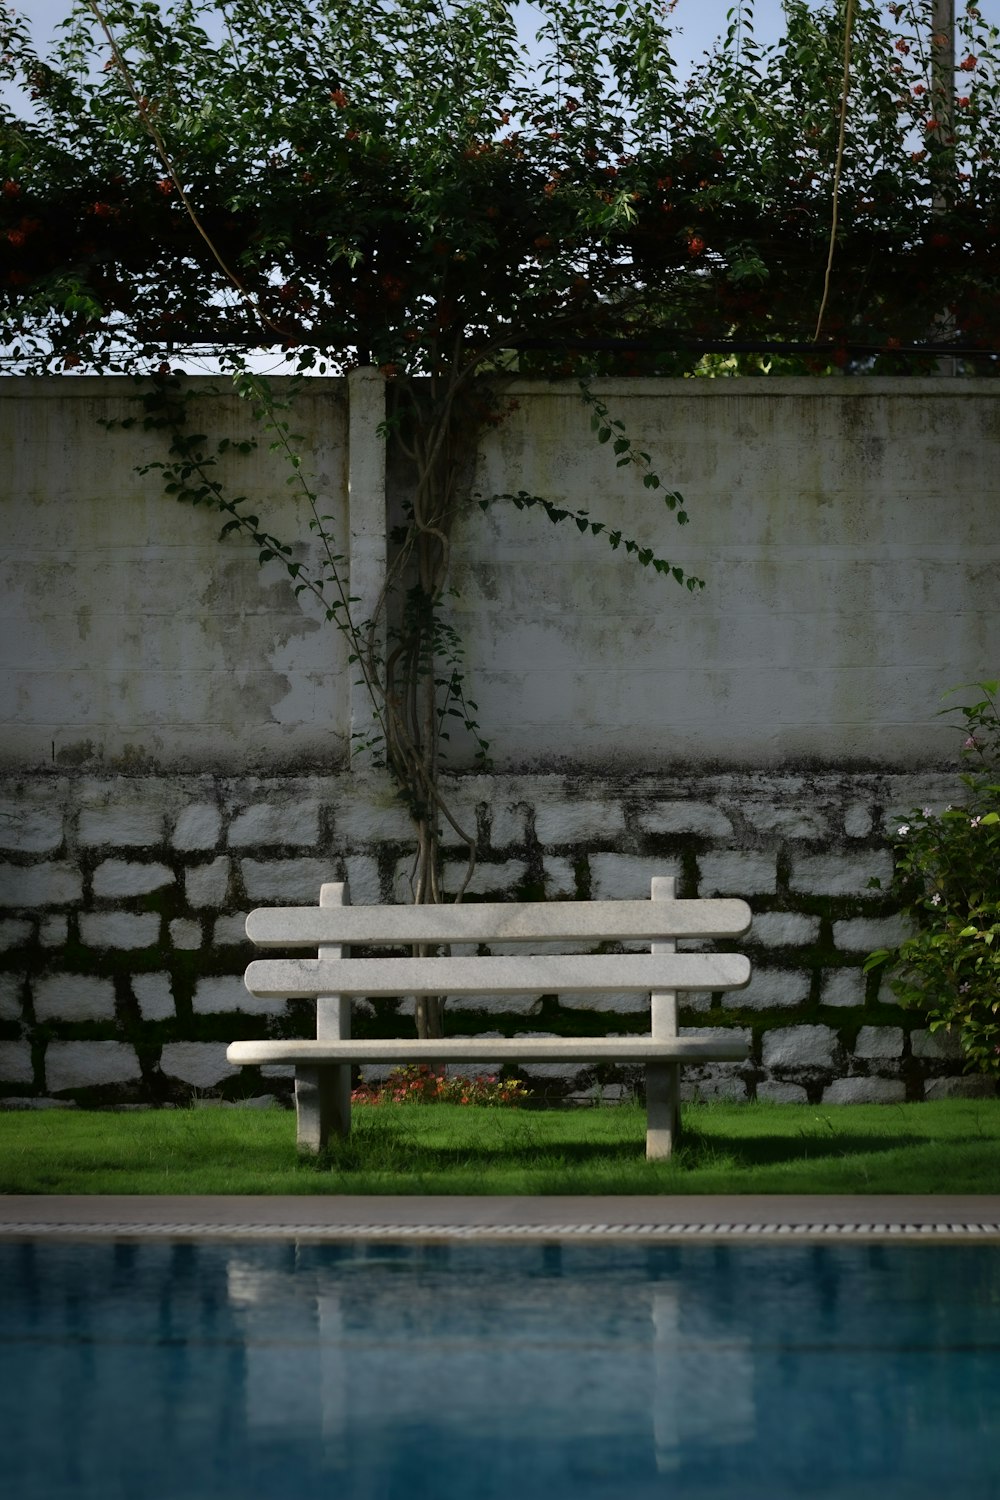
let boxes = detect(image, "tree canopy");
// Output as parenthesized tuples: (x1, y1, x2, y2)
(3, 0, 1000, 375)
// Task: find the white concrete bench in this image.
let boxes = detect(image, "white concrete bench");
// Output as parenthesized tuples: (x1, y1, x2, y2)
(227, 876, 751, 1159)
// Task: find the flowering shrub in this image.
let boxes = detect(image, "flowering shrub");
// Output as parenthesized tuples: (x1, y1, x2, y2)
(866, 682, 1000, 1076)
(351, 1064, 529, 1107)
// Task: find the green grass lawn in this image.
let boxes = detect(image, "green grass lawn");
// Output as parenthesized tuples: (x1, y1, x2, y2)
(2, 1098, 999, 1195)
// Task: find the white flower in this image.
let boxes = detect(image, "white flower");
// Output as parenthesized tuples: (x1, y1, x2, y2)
(930, 892, 942, 905)
(897, 824, 910, 836)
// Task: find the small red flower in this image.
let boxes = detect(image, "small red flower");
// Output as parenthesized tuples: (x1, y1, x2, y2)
(156, 178, 173, 195)
(6, 228, 25, 246)
(329, 88, 348, 108)
(895, 38, 910, 53)
(687, 234, 705, 256)
(960, 55, 978, 71)
(3, 180, 20, 198)
(958, 96, 970, 107)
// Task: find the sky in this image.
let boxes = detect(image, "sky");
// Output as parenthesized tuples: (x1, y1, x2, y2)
(13, 2, 1000, 87)
(11, 0, 844, 75)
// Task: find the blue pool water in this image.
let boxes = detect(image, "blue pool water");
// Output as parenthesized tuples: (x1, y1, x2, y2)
(2, 1239, 999, 1499)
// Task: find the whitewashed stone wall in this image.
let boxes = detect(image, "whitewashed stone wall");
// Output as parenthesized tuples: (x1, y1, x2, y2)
(0, 769, 991, 1106)
(2, 374, 998, 1106)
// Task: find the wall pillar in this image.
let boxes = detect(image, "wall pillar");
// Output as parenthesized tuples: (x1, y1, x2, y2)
(347, 367, 388, 769)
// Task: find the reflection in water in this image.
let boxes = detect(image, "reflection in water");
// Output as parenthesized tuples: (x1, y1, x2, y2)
(650, 1284, 754, 1472)
(2, 1240, 1000, 1500)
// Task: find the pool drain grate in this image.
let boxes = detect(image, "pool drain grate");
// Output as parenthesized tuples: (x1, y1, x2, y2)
(2, 1221, 1000, 1241)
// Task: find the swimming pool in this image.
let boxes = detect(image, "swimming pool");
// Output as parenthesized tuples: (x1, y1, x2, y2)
(2, 1239, 999, 1499)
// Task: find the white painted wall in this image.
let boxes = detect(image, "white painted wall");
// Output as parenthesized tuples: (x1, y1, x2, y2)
(0, 377, 351, 771)
(3, 375, 997, 773)
(458, 378, 1000, 768)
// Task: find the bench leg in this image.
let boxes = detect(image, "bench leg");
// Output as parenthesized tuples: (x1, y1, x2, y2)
(645, 1062, 680, 1160)
(295, 1065, 351, 1153)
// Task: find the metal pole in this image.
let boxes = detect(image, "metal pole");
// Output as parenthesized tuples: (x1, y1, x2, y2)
(930, 0, 957, 374)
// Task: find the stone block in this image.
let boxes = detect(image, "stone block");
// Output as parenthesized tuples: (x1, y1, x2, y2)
(843, 804, 874, 838)
(193, 975, 284, 1016)
(790, 852, 893, 897)
(46, 1041, 142, 1091)
(133, 973, 176, 1022)
(590, 854, 682, 900)
(343, 856, 382, 906)
(679, 992, 714, 1013)
(398, 992, 541, 1017)
(910, 1027, 963, 1061)
(333, 792, 415, 845)
(833, 915, 915, 951)
(762, 1024, 837, 1071)
(212, 914, 251, 947)
(756, 1081, 809, 1103)
(688, 1025, 752, 1049)
(489, 801, 530, 848)
(437, 799, 482, 849)
(0, 918, 32, 950)
(185, 857, 232, 908)
(924, 1075, 995, 1100)
(79, 806, 164, 847)
(821, 969, 866, 1009)
(0, 974, 22, 1022)
(34, 974, 117, 1022)
(853, 1025, 904, 1060)
(172, 804, 222, 851)
(542, 856, 578, 896)
(741, 804, 829, 839)
(441, 859, 526, 898)
(735, 967, 810, 1010)
(0, 863, 83, 907)
(698, 852, 777, 897)
(511, 1034, 583, 1081)
(683, 1066, 748, 1102)
(160, 1042, 237, 1088)
(558, 989, 652, 1014)
(228, 801, 320, 848)
(822, 1077, 906, 1104)
(637, 802, 734, 838)
(0, 1041, 33, 1084)
(0, 1097, 76, 1111)
(0, 804, 64, 853)
(92, 860, 174, 898)
(169, 917, 202, 950)
(38, 915, 68, 948)
(747, 912, 821, 948)
(533, 800, 626, 845)
(240, 858, 334, 903)
(79, 912, 160, 950)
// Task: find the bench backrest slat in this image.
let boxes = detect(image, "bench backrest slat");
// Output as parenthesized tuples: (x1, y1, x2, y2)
(244, 952, 751, 999)
(244, 897, 751, 947)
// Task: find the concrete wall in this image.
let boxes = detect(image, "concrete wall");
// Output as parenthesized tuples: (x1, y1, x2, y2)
(460, 378, 1000, 768)
(3, 375, 998, 775)
(0, 377, 351, 771)
(1, 374, 997, 1107)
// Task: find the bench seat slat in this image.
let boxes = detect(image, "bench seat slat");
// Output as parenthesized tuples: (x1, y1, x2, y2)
(244, 952, 751, 999)
(227, 1036, 749, 1066)
(244, 898, 751, 947)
